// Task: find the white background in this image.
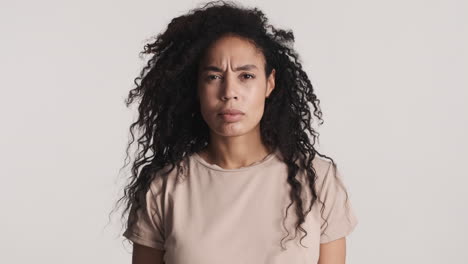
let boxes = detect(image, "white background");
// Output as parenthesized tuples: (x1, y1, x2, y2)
(1, 0, 467, 263)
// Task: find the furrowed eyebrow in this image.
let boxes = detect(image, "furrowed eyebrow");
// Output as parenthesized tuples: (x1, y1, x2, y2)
(201, 64, 258, 72)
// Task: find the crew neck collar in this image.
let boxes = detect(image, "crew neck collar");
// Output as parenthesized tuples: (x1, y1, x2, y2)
(192, 148, 279, 172)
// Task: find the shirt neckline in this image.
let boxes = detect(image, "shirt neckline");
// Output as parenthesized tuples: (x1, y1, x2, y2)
(192, 148, 278, 172)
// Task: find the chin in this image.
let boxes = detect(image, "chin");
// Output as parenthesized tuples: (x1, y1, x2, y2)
(212, 124, 248, 137)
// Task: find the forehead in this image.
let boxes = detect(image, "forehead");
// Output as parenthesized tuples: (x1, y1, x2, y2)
(199, 35, 265, 67)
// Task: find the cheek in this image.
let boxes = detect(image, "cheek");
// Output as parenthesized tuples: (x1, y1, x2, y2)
(198, 97, 219, 123)
(246, 92, 267, 121)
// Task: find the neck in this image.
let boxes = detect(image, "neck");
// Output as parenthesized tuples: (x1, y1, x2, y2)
(199, 144, 273, 170)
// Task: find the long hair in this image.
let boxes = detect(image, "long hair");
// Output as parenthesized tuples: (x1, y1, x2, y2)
(114, 0, 351, 250)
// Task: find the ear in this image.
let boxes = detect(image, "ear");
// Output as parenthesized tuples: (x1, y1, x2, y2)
(266, 68, 276, 98)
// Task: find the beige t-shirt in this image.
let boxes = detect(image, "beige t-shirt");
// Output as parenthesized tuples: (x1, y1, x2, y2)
(123, 148, 358, 264)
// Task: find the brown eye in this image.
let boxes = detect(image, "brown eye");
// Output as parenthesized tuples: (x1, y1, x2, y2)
(243, 74, 255, 79)
(207, 75, 221, 81)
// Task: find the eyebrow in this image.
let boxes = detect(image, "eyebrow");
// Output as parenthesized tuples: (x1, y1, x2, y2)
(201, 64, 259, 72)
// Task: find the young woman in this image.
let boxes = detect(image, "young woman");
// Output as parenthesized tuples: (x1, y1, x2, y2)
(118, 1, 358, 263)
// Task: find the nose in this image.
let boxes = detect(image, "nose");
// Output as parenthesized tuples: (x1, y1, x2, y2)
(221, 72, 238, 101)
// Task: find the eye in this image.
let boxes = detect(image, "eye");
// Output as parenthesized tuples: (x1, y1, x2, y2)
(207, 75, 221, 81)
(242, 73, 255, 79)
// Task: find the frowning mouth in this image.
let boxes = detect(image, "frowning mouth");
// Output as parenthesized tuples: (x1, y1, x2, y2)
(218, 113, 244, 122)
(218, 109, 245, 115)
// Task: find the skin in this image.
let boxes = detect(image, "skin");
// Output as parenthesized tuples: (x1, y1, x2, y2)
(318, 237, 347, 264)
(132, 33, 347, 263)
(132, 243, 165, 264)
(196, 33, 276, 169)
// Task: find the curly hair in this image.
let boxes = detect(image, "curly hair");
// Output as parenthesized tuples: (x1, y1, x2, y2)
(114, 0, 352, 250)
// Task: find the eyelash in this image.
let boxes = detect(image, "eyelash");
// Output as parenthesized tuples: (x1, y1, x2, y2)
(207, 73, 255, 81)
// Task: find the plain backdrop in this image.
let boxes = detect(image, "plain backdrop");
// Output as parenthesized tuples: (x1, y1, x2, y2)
(1, 0, 467, 263)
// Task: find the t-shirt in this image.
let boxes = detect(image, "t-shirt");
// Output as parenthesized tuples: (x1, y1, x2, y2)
(123, 148, 358, 264)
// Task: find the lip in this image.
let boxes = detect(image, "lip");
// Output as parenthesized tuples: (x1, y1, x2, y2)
(218, 113, 244, 122)
(218, 108, 245, 115)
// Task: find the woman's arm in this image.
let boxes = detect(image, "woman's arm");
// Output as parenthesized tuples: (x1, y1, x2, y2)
(317, 237, 347, 264)
(132, 242, 165, 264)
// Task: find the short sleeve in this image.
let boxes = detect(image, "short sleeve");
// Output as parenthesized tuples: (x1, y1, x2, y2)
(318, 162, 358, 244)
(123, 180, 165, 250)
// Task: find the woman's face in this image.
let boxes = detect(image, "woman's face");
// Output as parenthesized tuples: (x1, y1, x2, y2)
(197, 34, 275, 138)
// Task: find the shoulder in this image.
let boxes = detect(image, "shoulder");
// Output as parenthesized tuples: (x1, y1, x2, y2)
(311, 155, 334, 178)
(148, 156, 190, 194)
(309, 154, 344, 193)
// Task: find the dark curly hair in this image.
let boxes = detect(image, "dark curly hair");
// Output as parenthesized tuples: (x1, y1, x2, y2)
(113, 0, 352, 251)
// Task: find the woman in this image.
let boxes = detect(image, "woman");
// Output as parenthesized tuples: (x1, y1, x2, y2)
(118, 1, 358, 263)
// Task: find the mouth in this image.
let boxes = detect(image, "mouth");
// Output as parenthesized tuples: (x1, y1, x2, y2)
(218, 109, 245, 115)
(218, 113, 244, 122)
